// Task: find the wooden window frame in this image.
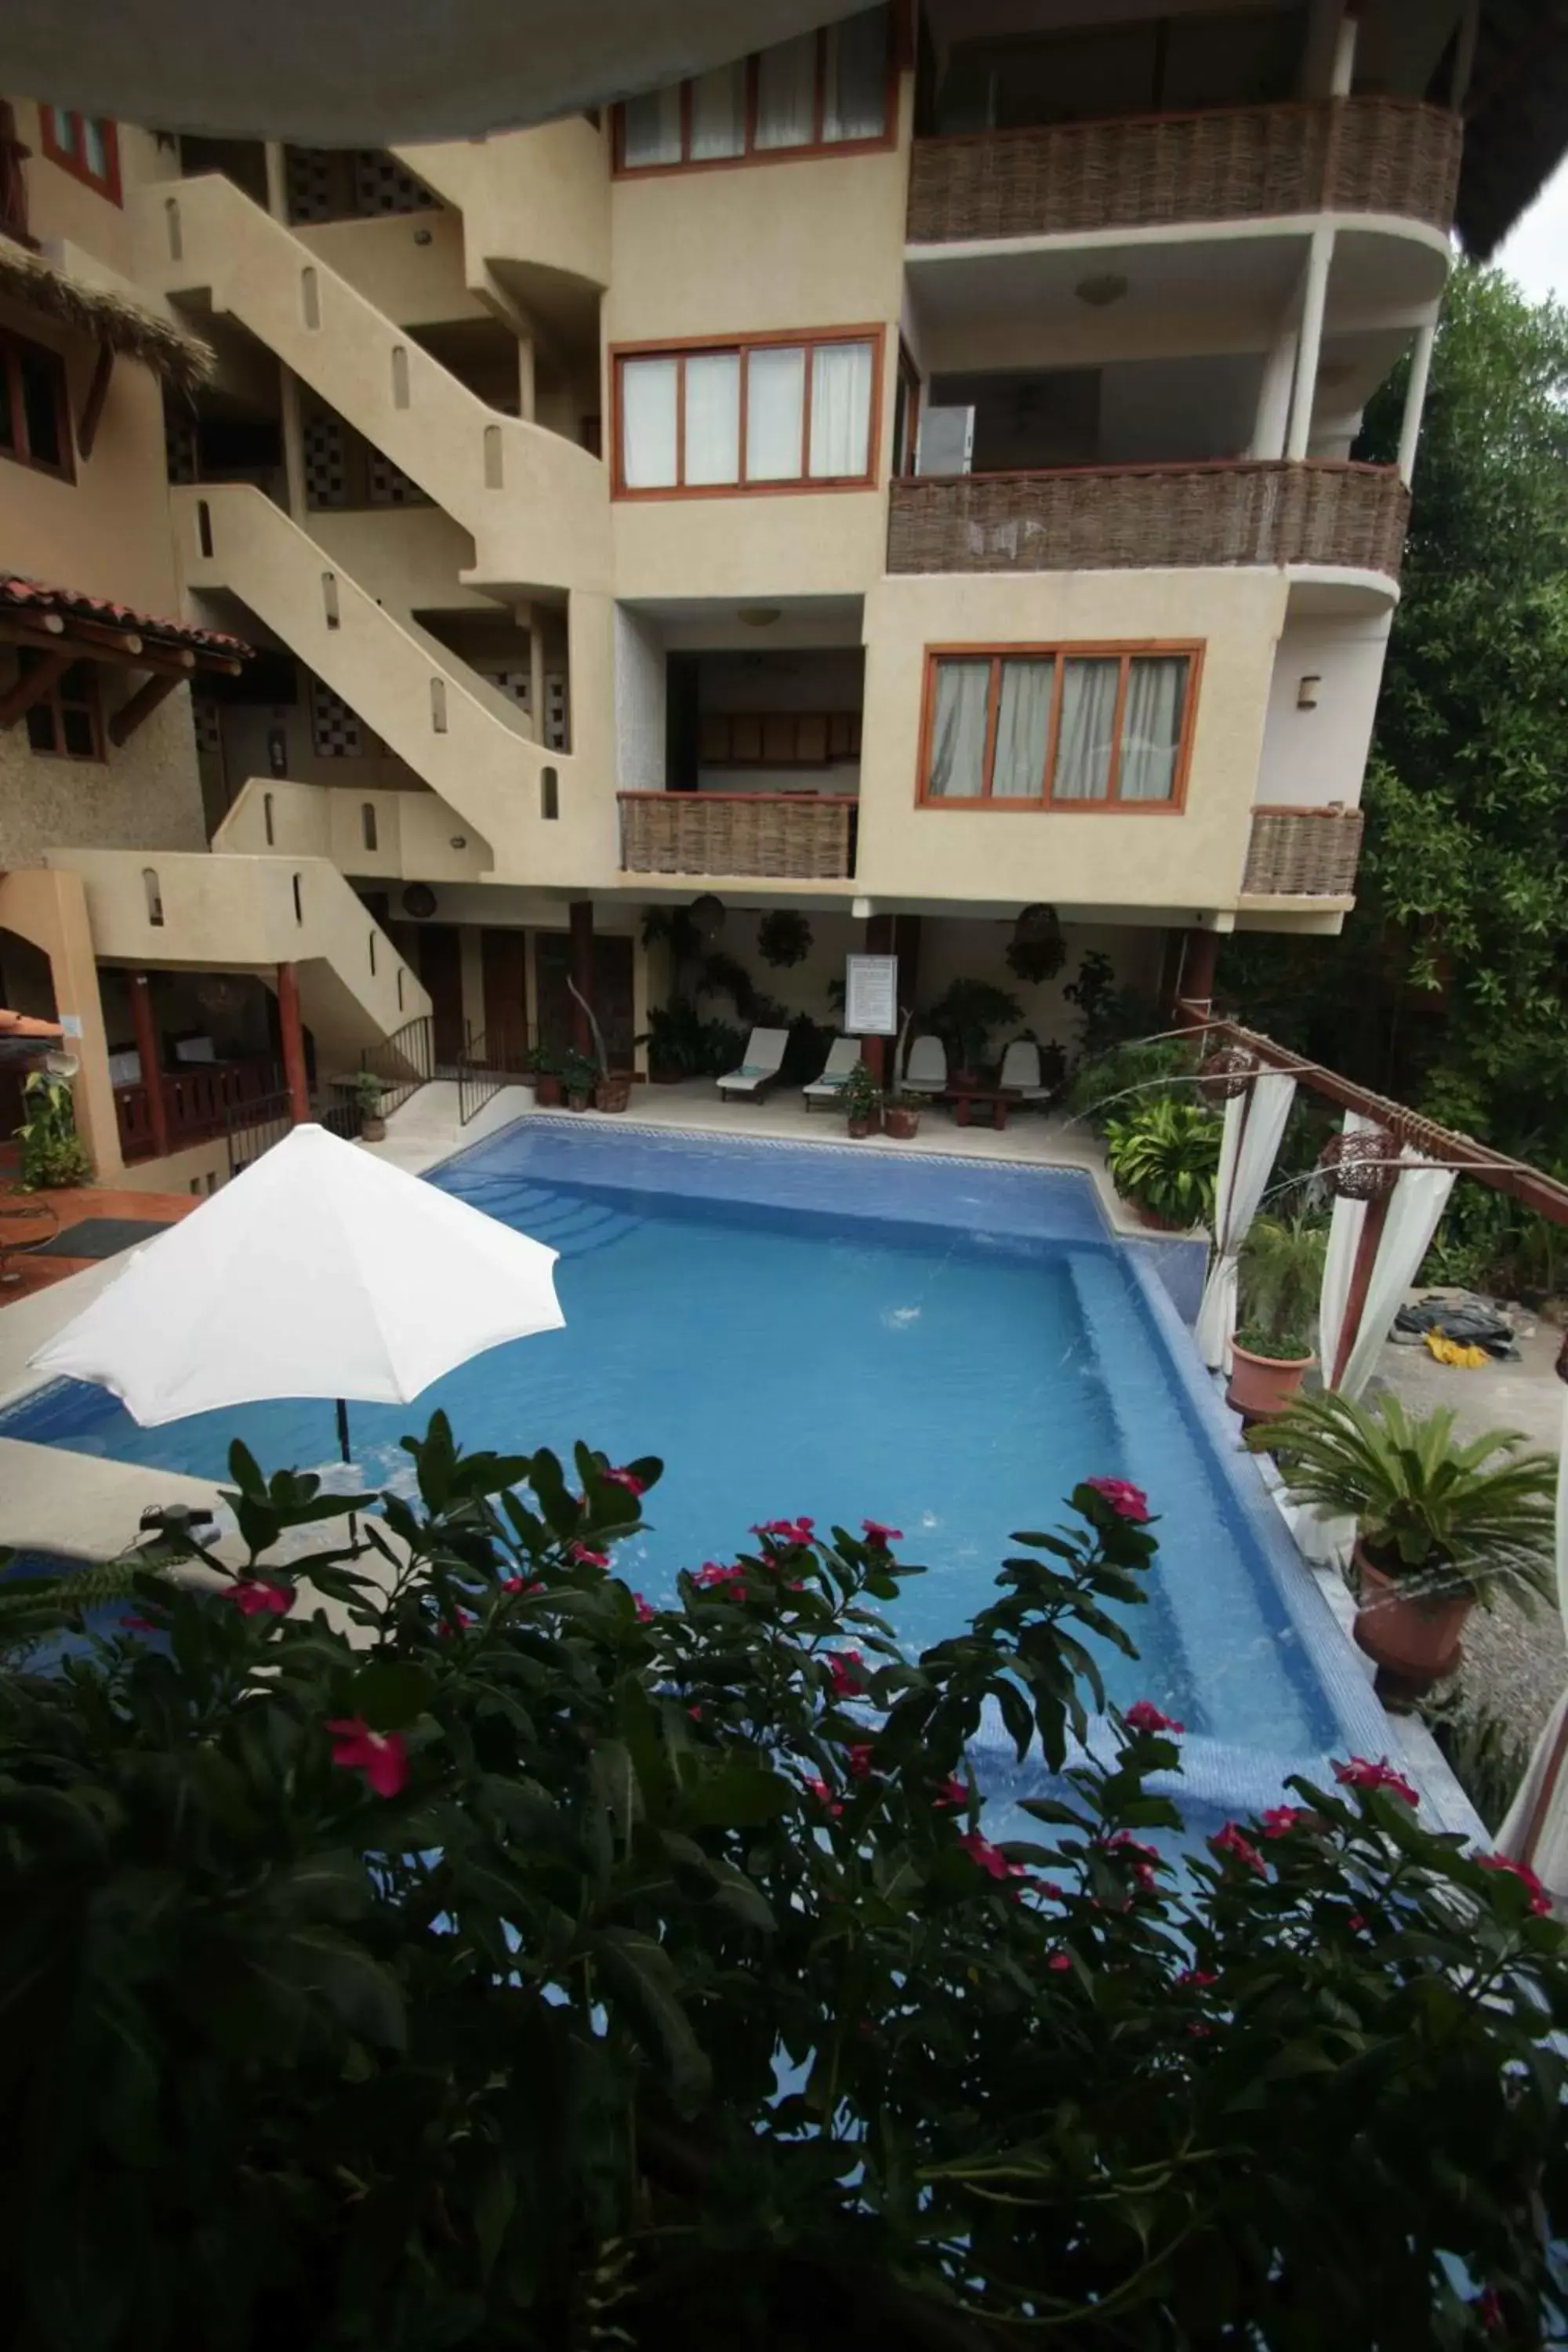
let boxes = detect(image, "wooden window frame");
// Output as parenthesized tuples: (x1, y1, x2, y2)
(914, 641, 1203, 814)
(0, 325, 74, 481)
(22, 655, 106, 763)
(38, 108, 122, 204)
(893, 336, 921, 477)
(611, 325, 886, 500)
(612, 9, 898, 177)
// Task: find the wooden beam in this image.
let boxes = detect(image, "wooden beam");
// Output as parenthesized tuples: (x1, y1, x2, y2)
(75, 343, 114, 461)
(129, 975, 169, 1161)
(108, 670, 183, 748)
(276, 962, 310, 1124)
(0, 648, 68, 728)
(1330, 1190, 1389, 1392)
(0, 619, 203, 677)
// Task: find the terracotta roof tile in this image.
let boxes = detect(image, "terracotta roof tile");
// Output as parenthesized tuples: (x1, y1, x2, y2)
(0, 575, 252, 660)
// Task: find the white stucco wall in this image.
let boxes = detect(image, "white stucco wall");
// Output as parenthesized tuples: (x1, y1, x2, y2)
(1256, 606, 1393, 808)
(614, 605, 666, 793)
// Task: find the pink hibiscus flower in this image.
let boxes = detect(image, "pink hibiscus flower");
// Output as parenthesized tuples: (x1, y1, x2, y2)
(753, 1516, 815, 1546)
(1045, 1951, 1072, 1973)
(804, 1776, 844, 1818)
(499, 1575, 539, 1597)
(1478, 1853, 1553, 1916)
(602, 1465, 646, 1497)
(1209, 1822, 1268, 1878)
(1083, 1477, 1152, 1522)
(1123, 1699, 1184, 1736)
(861, 1519, 903, 1548)
(1174, 1966, 1218, 1989)
(1261, 1806, 1311, 1838)
(844, 1742, 876, 1779)
(1334, 1755, 1419, 1806)
(959, 1829, 1026, 1882)
(567, 1542, 609, 1570)
(325, 1716, 408, 1799)
(226, 1577, 292, 1619)
(633, 1593, 656, 1623)
(934, 1777, 968, 1809)
(826, 1649, 868, 1699)
(691, 1561, 746, 1592)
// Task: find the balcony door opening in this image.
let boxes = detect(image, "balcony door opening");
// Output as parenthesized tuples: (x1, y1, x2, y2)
(927, 354, 1265, 476)
(925, 5, 1309, 136)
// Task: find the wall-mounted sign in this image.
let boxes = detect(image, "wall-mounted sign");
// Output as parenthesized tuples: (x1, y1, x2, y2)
(844, 954, 898, 1036)
(59, 1014, 83, 1039)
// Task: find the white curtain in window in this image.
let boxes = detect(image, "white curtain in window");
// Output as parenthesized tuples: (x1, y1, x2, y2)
(1118, 655, 1187, 801)
(622, 85, 682, 167)
(82, 118, 110, 180)
(684, 353, 740, 484)
(620, 357, 679, 488)
(808, 341, 873, 478)
(1053, 659, 1120, 799)
(690, 64, 746, 158)
(992, 660, 1052, 798)
(746, 346, 806, 480)
(757, 31, 818, 147)
(926, 662, 989, 799)
(1196, 1073, 1297, 1370)
(823, 9, 887, 140)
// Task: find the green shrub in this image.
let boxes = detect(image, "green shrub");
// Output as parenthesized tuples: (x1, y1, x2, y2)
(1104, 1095, 1221, 1226)
(1235, 1214, 1327, 1359)
(0, 1424, 1562, 2348)
(1065, 1034, 1197, 1133)
(13, 1073, 93, 1190)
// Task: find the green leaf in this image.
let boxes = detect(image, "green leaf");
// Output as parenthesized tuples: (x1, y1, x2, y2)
(350, 1658, 435, 1730)
(589, 1926, 711, 2111)
(285, 1927, 407, 2049)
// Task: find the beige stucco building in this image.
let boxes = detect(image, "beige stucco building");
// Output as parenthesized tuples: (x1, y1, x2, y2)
(0, 1, 1538, 1187)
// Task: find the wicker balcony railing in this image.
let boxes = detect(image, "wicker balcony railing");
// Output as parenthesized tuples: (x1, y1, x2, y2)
(907, 96, 1462, 244)
(1243, 804, 1364, 898)
(619, 792, 857, 881)
(887, 460, 1409, 578)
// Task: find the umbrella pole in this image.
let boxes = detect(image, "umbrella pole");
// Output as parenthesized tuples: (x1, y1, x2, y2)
(336, 1397, 361, 1554)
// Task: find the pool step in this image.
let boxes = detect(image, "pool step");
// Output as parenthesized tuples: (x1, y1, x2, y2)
(437, 1177, 642, 1259)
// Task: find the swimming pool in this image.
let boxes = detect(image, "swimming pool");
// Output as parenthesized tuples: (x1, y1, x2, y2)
(1, 1117, 1395, 1812)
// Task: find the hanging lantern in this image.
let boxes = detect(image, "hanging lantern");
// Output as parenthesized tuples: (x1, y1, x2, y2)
(1014, 902, 1059, 946)
(688, 893, 725, 940)
(1319, 1126, 1399, 1203)
(1006, 902, 1065, 983)
(1196, 1045, 1258, 1104)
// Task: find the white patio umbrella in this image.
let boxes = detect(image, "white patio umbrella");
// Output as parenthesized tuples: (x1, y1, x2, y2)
(28, 1125, 563, 1457)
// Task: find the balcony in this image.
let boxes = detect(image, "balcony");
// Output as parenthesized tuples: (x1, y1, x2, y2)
(114, 1057, 283, 1164)
(886, 461, 1409, 579)
(1242, 805, 1364, 898)
(619, 793, 857, 881)
(906, 97, 1462, 245)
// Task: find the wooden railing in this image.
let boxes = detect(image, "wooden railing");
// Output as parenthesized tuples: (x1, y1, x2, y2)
(619, 792, 858, 880)
(1242, 804, 1365, 898)
(887, 460, 1409, 579)
(114, 1057, 283, 1163)
(907, 96, 1461, 243)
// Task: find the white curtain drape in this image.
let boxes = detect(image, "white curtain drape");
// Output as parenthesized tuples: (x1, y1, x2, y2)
(1196, 1072, 1297, 1370)
(927, 662, 988, 798)
(621, 85, 682, 167)
(620, 356, 678, 487)
(690, 63, 746, 158)
(1053, 658, 1120, 800)
(746, 345, 805, 480)
(823, 9, 887, 140)
(809, 341, 873, 477)
(1118, 655, 1187, 802)
(1496, 1392, 1568, 1904)
(992, 659, 1052, 798)
(684, 352, 739, 485)
(757, 31, 817, 147)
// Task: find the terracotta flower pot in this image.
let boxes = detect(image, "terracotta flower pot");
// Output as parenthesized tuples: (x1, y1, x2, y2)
(883, 1105, 920, 1141)
(533, 1074, 562, 1108)
(847, 1114, 878, 1139)
(1225, 1341, 1314, 1421)
(1353, 1545, 1472, 1694)
(1131, 1198, 1180, 1232)
(359, 1115, 387, 1143)
(594, 1075, 631, 1114)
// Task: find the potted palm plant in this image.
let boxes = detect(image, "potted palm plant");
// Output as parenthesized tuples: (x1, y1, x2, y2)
(843, 1060, 882, 1140)
(882, 1090, 922, 1142)
(1104, 1098, 1220, 1231)
(1227, 1215, 1327, 1419)
(353, 1070, 387, 1142)
(561, 1050, 598, 1112)
(1252, 1392, 1557, 1696)
(926, 979, 1022, 1087)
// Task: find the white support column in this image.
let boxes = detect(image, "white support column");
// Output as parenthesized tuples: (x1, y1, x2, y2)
(278, 361, 308, 524)
(517, 335, 536, 423)
(1286, 228, 1334, 461)
(1329, 5, 1358, 96)
(1251, 319, 1299, 459)
(528, 612, 546, 747)
(263, 140, 289, 222)
(1396, 314, 1438, 486)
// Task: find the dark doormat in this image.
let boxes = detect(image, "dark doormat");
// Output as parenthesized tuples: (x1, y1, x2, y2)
(32, 1217, 175, 1261)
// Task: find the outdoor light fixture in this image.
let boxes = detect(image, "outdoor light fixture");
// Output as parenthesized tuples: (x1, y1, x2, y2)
(402, 883, 438, 920)
(449, 836, 468, 850)
(413, 227, 434, 245)
(1074, 272, 1129, 307)
(689, 893, 725, 938)
(1298, 674, 1322, 709)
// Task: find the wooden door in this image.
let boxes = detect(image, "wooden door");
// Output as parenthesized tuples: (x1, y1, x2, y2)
(534, 933, 635, 1069)
(417, 923, 465, 1065)
(481, 928, 529, 1071)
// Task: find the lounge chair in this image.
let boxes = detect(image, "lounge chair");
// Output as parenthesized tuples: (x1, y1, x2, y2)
(998, 1039, 1053, 1105)
(717, 1027, 789, 1102)
(902, 1036, 948, 1096)
(802, 1036, 862, 1111)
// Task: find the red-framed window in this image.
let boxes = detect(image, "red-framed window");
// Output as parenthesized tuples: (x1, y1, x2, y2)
(615, 6, 895, 175)
(612, 328, 884, 498)
(24, 656, 104, 761)
(39, 107, 122, 204)
(917, 644, 1203, 811)
(0, 325, 74, 480)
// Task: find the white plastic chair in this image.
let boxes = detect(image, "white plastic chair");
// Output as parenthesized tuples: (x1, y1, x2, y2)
(902, 1036, 948, 1096)
(998, 1040, 1052, 1104)
(716, 1027, 789, 1101)
(802, 1036, 862, 1110)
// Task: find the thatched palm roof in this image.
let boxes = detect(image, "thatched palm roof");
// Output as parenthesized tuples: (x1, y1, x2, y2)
(0, 241, 212, 395)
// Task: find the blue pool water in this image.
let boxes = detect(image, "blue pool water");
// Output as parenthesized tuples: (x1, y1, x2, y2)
(1, 1119, 1392, 1805)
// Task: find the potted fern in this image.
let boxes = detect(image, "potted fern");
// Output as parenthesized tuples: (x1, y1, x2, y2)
(526, 1044, 563, 1108)
(1228, 1216, 1326, 1419)
(353, 1070, 387, 1142)
(1253, 1392, 1557, 1694)
(844, 1059, 882, 1140)
(561, 1049, 598, 1113)
(1104, 1098, 1219, 1231)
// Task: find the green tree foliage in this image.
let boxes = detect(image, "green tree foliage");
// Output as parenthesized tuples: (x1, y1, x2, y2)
(1221, 267, 1568, 1149)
